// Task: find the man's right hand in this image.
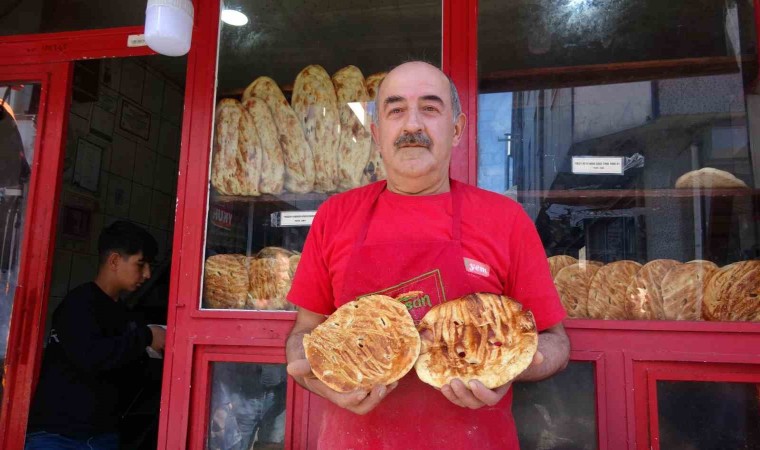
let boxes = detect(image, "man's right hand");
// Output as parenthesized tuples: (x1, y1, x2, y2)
(287, 358, 397, 415)
(148, 325, 166, 352)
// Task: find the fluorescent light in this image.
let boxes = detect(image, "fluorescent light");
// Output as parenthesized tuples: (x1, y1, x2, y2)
(221, 9, 248, 26)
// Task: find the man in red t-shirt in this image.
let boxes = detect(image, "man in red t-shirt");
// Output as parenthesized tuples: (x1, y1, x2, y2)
(286, 61, 570, 449)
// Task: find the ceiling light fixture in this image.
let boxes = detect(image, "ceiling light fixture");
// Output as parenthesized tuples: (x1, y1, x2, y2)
(221, 9, 249, 26)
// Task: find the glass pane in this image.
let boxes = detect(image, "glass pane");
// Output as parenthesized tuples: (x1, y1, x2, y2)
(207, 362, 288, 450)
(202, 0, 442, 310)
(512, 361, 597, 450)
(0, 1, 144, 37)
(657, 381, 760, 449)
(478, 0, 760, 321)
(0, 83, 37, 404)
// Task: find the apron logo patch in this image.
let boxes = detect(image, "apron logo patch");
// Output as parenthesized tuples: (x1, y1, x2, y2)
(365, 270, 446, 323)
(396, 291, 433, 312)
(464, 257, 490, 277)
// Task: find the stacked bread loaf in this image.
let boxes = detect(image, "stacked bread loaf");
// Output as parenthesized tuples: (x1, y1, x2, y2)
(550, 256, 759, 322)
(203, 247, 301, 310)
(211, 66, 388, 196)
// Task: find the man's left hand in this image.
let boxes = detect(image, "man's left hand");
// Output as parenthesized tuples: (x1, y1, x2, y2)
(441, 351, 544, 409)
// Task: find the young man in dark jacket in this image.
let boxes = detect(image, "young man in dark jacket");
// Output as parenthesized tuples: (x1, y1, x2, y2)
(25, 221, 166, 450)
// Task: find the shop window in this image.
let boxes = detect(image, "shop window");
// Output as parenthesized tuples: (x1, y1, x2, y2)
(201, 0, 442, 311)
(0, 0, 145, 37)
(513, 361, 598, 449)
(207, 362, 288, 450)
(656, 381, 760, 449)
(477, 0, 759, 322)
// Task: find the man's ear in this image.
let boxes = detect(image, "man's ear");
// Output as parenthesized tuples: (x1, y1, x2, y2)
(106, 252, 121, 271)
(451, 113, 467, 147)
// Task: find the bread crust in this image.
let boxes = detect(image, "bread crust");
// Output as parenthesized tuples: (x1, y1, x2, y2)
(204, 254, 249, 309)
(555, 261, 603, 318)
(332, 65, 372, 191)
(675, 167, 748, 189)
(587, 260, 642, 320)
(661, 261, 717, 321)
(625, 259, 681, 320)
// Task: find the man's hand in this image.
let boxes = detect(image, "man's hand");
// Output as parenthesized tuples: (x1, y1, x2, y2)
(287, 358, 397, 415)
(441, 351, 544, 409)
(148, 325, 166, 352)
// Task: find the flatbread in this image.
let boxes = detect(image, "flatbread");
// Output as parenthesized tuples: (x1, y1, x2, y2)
(288, 254, 301, 279)
(204, 254, 248, 309)
(242, 96, 285, 194)
(304, 294, 420, 392)
(625, 259, 681, 320)
(703, 261, 760, 321)
(554, 261, 603, 318)
(675, 167, 748, 189)
(661, 261, 717, 321)
(415, 293, 537, 389)
(587, 260, 642, 320)
(332, 66, 372, 191)
(362, 72, 388, 185)
(211, 99, 262, 196)
(247, 255, 293, 311)
(548, 255, 578, 279)
(365, 72, 386, 100)
(243, 76, 315, 193)
(292, 65, 341, 192)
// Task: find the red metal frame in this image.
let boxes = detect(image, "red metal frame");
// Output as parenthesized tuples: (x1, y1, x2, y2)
(0, 62, 72, 450)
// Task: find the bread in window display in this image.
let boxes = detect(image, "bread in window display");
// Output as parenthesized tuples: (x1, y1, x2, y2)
(554, 261, 603, 318)
(204, 254, 249, 309)
(625, 259, 681, 320)
(211, 99, 263, 196)
(288, 253, 301, 280)
(415, 293, 537, 389)
(703, 260, 760, 321)
(247, 247, 296, 310)
(292, 65, 341, 193)
(674, 167, 748, 189)
(660, 261, 718, 321)
(547, 255, 578, 279)
(587, 260, 642, 320)
(241, 96, 285, 194)
(365, 72, 386, 101)
(243, 76, 315, 193)
(332, 66, 373, 192)
(362, 72, 387, 185)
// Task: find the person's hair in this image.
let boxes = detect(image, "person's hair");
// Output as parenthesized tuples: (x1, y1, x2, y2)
(371, 61, 462, 124)
(97, 220, 158, 265)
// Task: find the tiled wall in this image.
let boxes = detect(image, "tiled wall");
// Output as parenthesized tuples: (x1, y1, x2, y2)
(47, 58, 183, 327)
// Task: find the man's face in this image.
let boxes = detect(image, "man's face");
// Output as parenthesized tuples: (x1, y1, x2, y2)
(114, 251, 151, 292)
(371, 62, 465, 186)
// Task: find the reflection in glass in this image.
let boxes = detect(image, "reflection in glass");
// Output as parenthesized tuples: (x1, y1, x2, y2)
(207, 362, 288, 450)
(657, 381, 760, 449)
(477, 0, 759, 322)
(0, 84, 36, 405)
(512, 362, 597, 449)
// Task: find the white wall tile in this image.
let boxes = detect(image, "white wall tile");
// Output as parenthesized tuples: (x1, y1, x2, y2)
(149, 227, 170, 262)
(129, 183, 153, 226)
(50, 250, 73, 297)
(106, 175, 132, 217)
(158, 121, 180, 160)
(119, 60, 145, 103)
(109, 133, 136, 180)
(100, 59, 122, 92)
(68, 253, 99, 290)
(133, 145, 157, 188)
(162, 85, 183, 124)
(150, 191, 173, 231)
(142, 69, 165, 114)
(154, 155, 178, 195)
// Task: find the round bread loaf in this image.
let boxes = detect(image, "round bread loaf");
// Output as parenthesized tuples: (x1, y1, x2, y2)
(587, 260, 642, 320)
(247, 250, 293, 311)
(415, 293, 537, 389)
(554, 261, 603, 318)
(674, 167, 748, 189)
(204, 254, 248, 309)
(703, 262, 737, 321)
(625, 259, 681, 320)
(703, 261, 760, 321)
(304, 294, 420, 392)
(548, 255, 578, 279)
(661, 261, 717, 321)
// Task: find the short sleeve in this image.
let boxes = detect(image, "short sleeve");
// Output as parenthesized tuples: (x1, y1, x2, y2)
(504, 208, 567, 331)
(287, 201, 336, 315)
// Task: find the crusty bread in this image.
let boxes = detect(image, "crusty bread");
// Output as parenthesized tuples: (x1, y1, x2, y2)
(625, 259, 681, 320)
(415, 293, 537, 389)
(548, 255, 578, 279)
(204, 254, 249, 309)
(304, 294, 420, 392)
(243, 77, 315, 193)
(703, 261, 760, 321)
(554, 261, 603, 318)
(288, 254, 301, 280)
(362, 72, 387, 186)
(332, 66, 372, 191)
(587, 260, 642, 320)
(242, 96, 285, 194)
(675, 167, 748, 189)
(365, 72, 386, 100)
(292, 65, 341, 193)
(661, 261, 717, 321)
(211, 99, 262, 196)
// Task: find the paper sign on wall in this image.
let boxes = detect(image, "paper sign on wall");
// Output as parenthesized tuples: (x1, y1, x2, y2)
(571, 157, 625, 175)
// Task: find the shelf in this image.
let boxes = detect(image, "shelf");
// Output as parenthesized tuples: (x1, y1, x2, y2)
(518, 188, 758, 203)
(211, 191, 331, 204)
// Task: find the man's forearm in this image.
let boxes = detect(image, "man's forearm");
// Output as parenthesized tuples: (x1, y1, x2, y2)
(517, 324, 570, 382)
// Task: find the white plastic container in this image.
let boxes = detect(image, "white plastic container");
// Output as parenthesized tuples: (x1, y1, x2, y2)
(145, 0, 194, 57)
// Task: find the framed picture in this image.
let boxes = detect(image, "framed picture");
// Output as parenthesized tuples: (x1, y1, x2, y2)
(61, 206, 92, 240)
(72, 138, 103, 192)
(118, 98, 151, 141)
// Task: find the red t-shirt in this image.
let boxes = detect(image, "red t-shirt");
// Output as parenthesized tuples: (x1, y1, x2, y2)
(288, 181, 566, 331)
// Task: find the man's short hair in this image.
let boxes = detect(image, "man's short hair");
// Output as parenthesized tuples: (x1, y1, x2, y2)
(372, 62, 462, 124)
(97, 220, 158, 265)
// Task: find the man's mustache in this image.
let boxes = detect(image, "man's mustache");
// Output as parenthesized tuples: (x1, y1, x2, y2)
(394, 131, 432, 148)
